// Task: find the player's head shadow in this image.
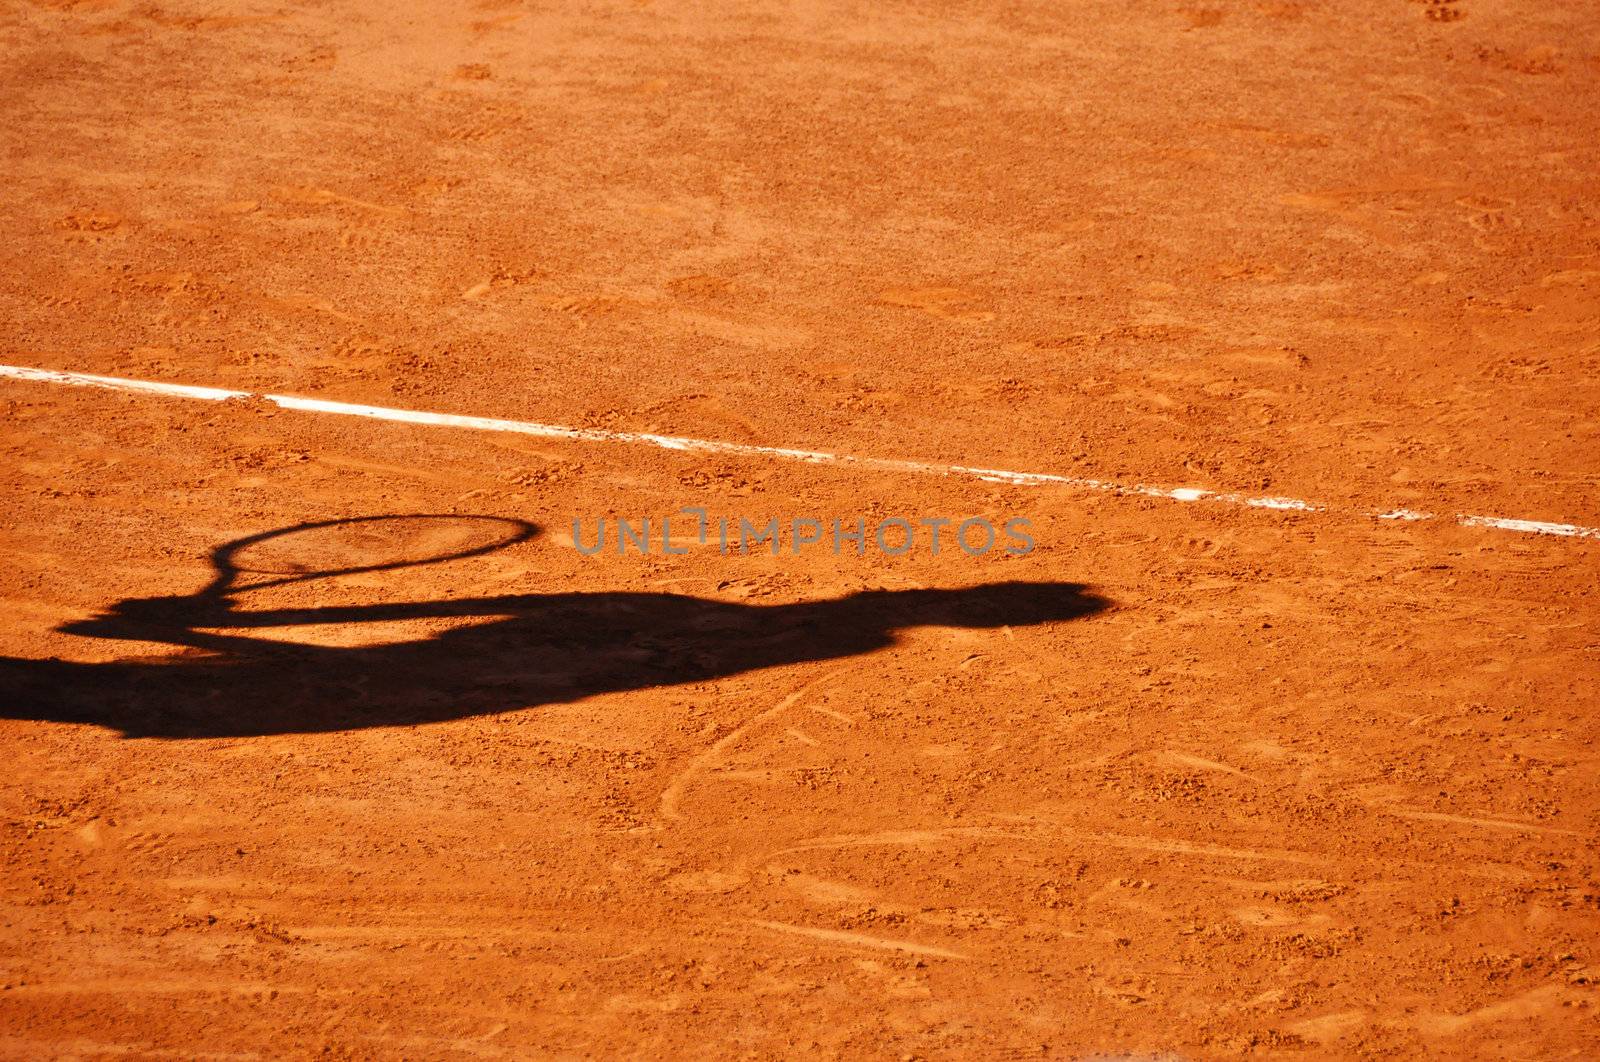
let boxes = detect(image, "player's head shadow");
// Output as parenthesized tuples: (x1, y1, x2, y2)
(0, 515, 1111, 739)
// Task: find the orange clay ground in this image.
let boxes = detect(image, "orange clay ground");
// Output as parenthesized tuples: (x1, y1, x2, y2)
(2, 0, 1598, 1057)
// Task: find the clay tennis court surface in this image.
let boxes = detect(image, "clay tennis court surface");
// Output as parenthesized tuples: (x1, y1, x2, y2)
(3, 0, 1599, 1057)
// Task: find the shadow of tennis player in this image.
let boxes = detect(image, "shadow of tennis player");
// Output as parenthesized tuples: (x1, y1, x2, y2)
(0, 516, 1109, 739)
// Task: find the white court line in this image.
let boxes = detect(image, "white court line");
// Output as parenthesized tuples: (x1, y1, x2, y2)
(2, 362, 1596, 541)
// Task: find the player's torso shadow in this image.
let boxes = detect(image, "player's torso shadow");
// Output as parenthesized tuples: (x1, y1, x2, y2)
(1, 583, 1109, 739)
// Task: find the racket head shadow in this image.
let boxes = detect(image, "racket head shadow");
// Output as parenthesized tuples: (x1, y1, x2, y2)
(203, 514, 540, 597)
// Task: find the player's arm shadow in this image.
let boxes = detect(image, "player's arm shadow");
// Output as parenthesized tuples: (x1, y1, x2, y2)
(0, 516, 1111, 739)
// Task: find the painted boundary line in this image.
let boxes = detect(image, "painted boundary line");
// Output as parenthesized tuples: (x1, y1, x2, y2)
(2, 362, 1596, 541)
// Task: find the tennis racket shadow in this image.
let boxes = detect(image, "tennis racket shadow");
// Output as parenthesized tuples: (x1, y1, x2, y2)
(1, 515, 1110, 739)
